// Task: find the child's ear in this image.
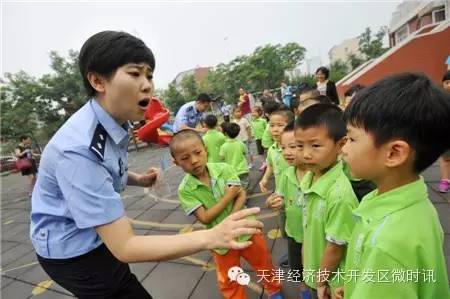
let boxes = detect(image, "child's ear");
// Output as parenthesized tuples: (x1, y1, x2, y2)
(87, 72, 107, 93)
(384, 140, 411, 168)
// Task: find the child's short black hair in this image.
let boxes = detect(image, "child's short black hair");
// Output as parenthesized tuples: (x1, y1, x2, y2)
(222, 122, 240, 139)
(78, 31, 155, 97)
(296, 103, 346, 142)
(204, 114, 218, 129)
(263, 100, 280, 115)
(315, 95, 332, 104)
(345, 73, 450, 173)
(270, 109, 295, 124)
(197, 93, 212, 103)
(169, 129, 204, 158)
(20, 135, 30, 141)
(344, 84, 366, 97)
(315, 66, 330, 79)
(252, 106, 263, 116)
(282, 120, 295, 133)
(443, 70, 450, 82)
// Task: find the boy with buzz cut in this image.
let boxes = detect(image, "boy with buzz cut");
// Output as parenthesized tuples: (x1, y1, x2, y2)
(295, 103, 359, 298)
(220, 122, 250, 190)
(334, 73, 450, 299)
(202, 114, 226, 163)
(171, 130, 283, 299)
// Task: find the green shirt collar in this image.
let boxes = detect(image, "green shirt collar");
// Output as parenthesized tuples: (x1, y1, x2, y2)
(300, 160, 343, 198)
(353, 177, 426, 223)
(182, 164, 225, 191)
(286, 166, 300, 186)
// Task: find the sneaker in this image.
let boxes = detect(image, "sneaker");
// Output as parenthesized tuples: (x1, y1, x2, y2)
(438, 179, 450, 193)
(278, 254, 289, 268)
(259, 161, 267, 172)
(270, 292, 284, 299)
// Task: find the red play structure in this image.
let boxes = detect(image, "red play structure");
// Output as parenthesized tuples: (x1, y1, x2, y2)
(136, 97, 172, 145)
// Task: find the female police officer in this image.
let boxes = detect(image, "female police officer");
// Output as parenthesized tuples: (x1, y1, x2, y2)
(30, 31, 262, 298)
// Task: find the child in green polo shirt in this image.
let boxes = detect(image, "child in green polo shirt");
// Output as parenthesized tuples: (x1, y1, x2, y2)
(295, 103, 359, 297)
(250, 106, 267, 155)
(266, 121, 309, 297)
(171, 130, 283, 299)
(334, 73, 450, 299)
(219, 122, 250, 190)
(259, 109, 295, 193)
(202, 114, 226, 163)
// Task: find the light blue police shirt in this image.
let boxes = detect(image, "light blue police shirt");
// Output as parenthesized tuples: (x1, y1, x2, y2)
(172, 101, 203, 132)
(30, 99, 129, 259)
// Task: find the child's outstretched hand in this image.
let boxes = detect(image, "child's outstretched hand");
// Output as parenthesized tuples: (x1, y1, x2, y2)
(207, 207, 263, 250)
(265, 193, 283, 210)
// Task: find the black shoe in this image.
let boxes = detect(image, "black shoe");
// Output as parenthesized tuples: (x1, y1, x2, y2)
(278, 254, 289, 268)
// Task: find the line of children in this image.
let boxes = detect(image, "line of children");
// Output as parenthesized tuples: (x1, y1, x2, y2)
(203, 114, 226, 163)
(220, 122, 250, 190)
(266, 121, 309, 298)
(335, 73, 450, 298)
(171, 130, 283, 299)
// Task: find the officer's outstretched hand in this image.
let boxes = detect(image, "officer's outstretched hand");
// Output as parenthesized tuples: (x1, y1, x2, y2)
(207, 207, 263, 250)
(138, 167, 159, 187)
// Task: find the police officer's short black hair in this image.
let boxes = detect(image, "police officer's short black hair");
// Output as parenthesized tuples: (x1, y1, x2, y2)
(296, 103, 346, 142)
(169, 129, 205, 158)
(222, 122, 240, 139)
(344, 72, 450, 173)
(197, 93, 212, 103)
(204, 115, 218, 129)
(78, 31, 155, 97)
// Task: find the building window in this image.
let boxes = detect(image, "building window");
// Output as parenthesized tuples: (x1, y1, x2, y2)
(432, 8, 445, 23)
(395, 24, 409, 44)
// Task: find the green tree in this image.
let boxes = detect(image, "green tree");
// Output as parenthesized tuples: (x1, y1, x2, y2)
(347, 53, 366, 70)
(162, 83, 186, 113)
(180, 74, 198, 101)
(329, 59, 350, 82)
(358, 27, 388, 60)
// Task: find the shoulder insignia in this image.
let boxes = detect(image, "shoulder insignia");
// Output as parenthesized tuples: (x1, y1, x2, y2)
(89, 123, 107, 161)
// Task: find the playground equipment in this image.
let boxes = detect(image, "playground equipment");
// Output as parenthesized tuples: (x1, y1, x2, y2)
(136, 97, 173, 146)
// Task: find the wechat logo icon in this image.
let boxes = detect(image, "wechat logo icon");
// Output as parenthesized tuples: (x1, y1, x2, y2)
(228, 266, 251, 286)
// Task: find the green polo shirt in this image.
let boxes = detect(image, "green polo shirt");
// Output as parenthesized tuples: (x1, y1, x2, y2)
(267, 142, 289, 190)
(250, 117, 267, 140)
(261, 124, 274, 148)
(219, 139, 249, 175)
(178, 163, 252, 255)
(344, 177, 450, 298)
(276, 166, 303, 243)
(300, 160, 359, 289)
(203, 129, 226, 163)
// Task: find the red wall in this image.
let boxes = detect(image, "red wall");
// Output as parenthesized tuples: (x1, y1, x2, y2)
(338, 26, 450, 97)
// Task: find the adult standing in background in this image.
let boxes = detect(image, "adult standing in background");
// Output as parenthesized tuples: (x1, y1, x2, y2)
(280, 81, 293, 108)
(238, 87, 251, 117)
(313, 66, 339, 105)
(15, 135, 39, 197)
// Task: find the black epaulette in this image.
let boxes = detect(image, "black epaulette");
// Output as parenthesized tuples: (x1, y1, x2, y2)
(89, 123, 107, 161)
(186, 105, 194, 112)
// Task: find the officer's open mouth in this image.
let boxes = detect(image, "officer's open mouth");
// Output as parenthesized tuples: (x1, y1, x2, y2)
(138, 98, 150, 109)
